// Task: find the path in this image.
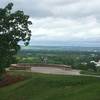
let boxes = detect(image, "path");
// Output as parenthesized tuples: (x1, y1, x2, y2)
(31, 67, 100, 78)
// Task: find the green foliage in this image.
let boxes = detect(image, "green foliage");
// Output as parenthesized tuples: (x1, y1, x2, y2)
(0, 3, 32, 72)
(0, 72, 100, 100)
(80, 70, 100, 75)
(87, 62, 97, 72)
(17, 50, 100, 71)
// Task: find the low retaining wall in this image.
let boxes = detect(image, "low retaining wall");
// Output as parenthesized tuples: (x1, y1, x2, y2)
(10, 63, 71, 70)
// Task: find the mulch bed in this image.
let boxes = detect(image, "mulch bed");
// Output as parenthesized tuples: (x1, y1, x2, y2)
(0, 74, 24, 87)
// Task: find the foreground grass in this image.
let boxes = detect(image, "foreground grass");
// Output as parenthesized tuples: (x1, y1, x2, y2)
(80, 70, 100, 76)
(0, 71, 100, 100)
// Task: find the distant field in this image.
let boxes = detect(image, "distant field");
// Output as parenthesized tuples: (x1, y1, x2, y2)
(0, 71, 100, 100)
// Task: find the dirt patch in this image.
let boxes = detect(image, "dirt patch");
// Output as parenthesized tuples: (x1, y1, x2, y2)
(0, 74, 24, 87)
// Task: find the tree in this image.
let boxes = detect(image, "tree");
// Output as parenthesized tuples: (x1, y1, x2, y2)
(0, 3, 32, 74)
(87, 62, 97, 72)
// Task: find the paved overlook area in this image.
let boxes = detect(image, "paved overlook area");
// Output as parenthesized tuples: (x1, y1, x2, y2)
(11, 64, 81, 75)
(10, 64, 100, 77)
(31, 67, 80, 75)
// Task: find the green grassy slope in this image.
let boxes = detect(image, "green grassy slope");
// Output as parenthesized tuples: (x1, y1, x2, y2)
(0, 72, 100, 100)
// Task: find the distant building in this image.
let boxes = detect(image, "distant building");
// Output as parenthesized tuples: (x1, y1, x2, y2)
(90, 60, 100, 67)
(81, 62, 87, 65)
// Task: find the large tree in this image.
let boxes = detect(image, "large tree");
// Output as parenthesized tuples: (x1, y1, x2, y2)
(0, 3, 32, 74)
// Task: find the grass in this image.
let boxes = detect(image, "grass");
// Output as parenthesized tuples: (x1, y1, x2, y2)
(0, 71, 100, 100)
(80, 70, 100, 76)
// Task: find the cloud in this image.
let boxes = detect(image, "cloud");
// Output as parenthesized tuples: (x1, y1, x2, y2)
(30, 16, 100, 42)
(1, 0, 100, 18)
(0, 0, 100, 46)
(49, 0, 100, 19)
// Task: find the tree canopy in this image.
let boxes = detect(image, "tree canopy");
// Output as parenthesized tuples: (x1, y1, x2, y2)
(0, 3, 32, 73)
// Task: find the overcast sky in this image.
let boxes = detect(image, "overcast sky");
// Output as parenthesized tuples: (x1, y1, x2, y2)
(1, 0, 100, 47)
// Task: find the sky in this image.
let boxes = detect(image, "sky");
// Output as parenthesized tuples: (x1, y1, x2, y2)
(1, 0, 100, 47)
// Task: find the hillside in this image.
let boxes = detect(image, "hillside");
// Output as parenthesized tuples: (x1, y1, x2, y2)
(0, 72, 100, 100)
